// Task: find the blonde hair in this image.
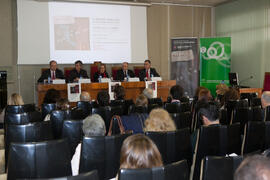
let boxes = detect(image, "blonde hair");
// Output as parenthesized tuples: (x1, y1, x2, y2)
(144, 108, 176, 132)
(135, 94, 148, 107)
(120, 134, 163, 169)
(216, 84, 229, 95)
(7, 93, 24, 105)
(143, 88, 153, 99)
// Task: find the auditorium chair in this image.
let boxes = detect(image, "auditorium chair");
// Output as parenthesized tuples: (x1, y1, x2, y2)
(170, 112, 192, 130)
(111, 66, 121, 80)
(92, 106, 112, 133)
(5, 104, 35, 114)
(148, 98, 163, 106)
(145, 128, 192, 165)
(241, 121, 265, 155)
(5, 121, 54, 167)
(4, 112, 30, 125)
(7, 139, 72, 179)
(251, 106, 263, 121)
(148, 104, 160, 113)
(264, 121, 270, 150)
(128, 105, 148, 114)
(90, 62, 101, 82)
(50, 110, 72, 138)
(240, 93, 257, 106)
(110, 99, 134, 115)
(180, 102, 191, 112)
(164, 103, 181, 113)
(79, 134, 131, 180)
(251, 97, 261, 107)
(264, 106, 270, 121)
(77, 101, 92, 117)
(61, 120, 83, 156)
(64, 67, 74, 81)
(118, 160, 189, 180)
(41, 103, 56, 119)
(219, 109, 228, 125)
(225, 100, 249, 123)
(133, 66, 144, 77)
(227, 123, 241, 155)
(71, 107, 88, 120)
(23, 170, 99, 180)
(200, 156, 243, 180)
(231, 107, 252, 133)
(190, 125, 227, 180)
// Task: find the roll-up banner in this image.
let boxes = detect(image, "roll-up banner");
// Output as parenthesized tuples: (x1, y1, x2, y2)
(199, 37, 231, 96)
(171, 38, 199, 97)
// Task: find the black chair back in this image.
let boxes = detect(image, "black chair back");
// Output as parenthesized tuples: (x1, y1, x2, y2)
(148, 98, 163, 106)
(51, 110, 71, 138)
(71, 107, 88, 120)
(118, 160, 189, 180)
(148, 104, 160, 113)
(145, 128, 192, 165)
(164, 103, 181, 113)
(220, 109, 228, 125)
(128, 105, 148, 114)
(111, 105, 124, 116)
(5, 104, 35, 114)
(170, 112, 191, 130)
(77, 101, 92, 117)
(191, 125, 227, 180)
(28, 111, 43, 122)
(227, 123, 241, 155)
(79, 134, 131, 180)
(265, 121, 270, 150)
(265, 106, 270, 122)
(92, 106, 112, 133)
(62, 120, 83, 156)
(251, 97, 261, 107)
(42, 103, 56, 119)
(241, 121, 265, 155)
(5, 112, 30, 125)
(200, 156, 243, 180)
(180, 102, 191, 112)
(7, 139, 72, 179)
(251, 106, 263, 121)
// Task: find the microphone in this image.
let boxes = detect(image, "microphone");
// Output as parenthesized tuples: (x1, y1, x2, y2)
(239, 75, 253, 86)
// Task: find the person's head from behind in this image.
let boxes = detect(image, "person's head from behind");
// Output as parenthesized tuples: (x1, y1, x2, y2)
(75, 60, 83, 72)
(56, 98, 69, 110)
(97, 91, 110, 106)
(143, 88, 153, 99)
(224, 87, 240, 104)
(122, 62, 128, 71)
(198, 101, 219, 126)
(194, 86, 208, 99)
(144, 60, 151, 70)
(198, 88, 212, 101)
(8, 93, 24, 105)
(49, 60, 57, 71)
(82, 114, 106, 136)
(216, 83, 229, 96)
(80, 91, 91, 102)
(99, 64, 106, 74)
(261, 91, 270, 109)
(114, 85, 125, 100)
(120, 134, 163, 169)
(144, 108, 176, 132)
(135, 94, 148, 108)
(43, 88, 60, 104)
(170, 85, 184, 101)
(234, 155, 270, 180)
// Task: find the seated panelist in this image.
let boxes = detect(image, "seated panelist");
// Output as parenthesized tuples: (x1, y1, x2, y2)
(69, 60, 89, 83)
(116, 62, 135, 81)
(139, 59, 160, 81)
(93, 64, 109, 82)
(37, 60, 64, 83)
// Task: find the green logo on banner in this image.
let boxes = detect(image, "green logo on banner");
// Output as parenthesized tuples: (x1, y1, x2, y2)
(200, 37, 231, 96)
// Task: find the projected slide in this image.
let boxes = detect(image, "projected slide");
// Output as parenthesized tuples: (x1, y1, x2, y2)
(49, 2, 131, 63)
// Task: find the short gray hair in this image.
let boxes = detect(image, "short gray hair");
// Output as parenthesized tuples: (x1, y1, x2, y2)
(82, 114, 106, 136)
(143, 88, 153, 99)
(80, 91, 91, 102)
(262, 91, 270, 104)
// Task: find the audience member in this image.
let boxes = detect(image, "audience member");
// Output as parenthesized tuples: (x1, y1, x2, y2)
(97, 91, 110, 106)
(44, 98, 69, 121)
(144, 108, 176, 132)
(113, 85, 125, 100)
(69, 60, 89, 82)
(234, 155, 270, 180)
(94, 64, 109, 82)
(37, 60, 64, 83)
(135, 94, 148, 108)
(198, 88, 212, 102)
(43, 88, 60, 104)
(116, 62, 135, 81)
(0, 93, 24, 123)
(139, 60, 160, 81)
(222, 87, 240, 108)
(169, 85, 184, 104)
(119, 134, 163, 169)
(71, 114, 106, 175)
(261, 91, 270, 109)
(194, 86, 208, 101)
(142, 88, 153, 99)
(80, 91, 91, 102)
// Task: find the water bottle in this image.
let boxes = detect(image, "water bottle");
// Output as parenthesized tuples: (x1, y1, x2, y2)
(98, 75, 102, 83)
(126, 74, 129, 82)
(48, 77, 51, 84)
(151, 74, 154, 80)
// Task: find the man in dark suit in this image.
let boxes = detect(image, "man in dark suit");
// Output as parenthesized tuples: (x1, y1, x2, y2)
(139, 59, 160, 81)
(116, 62, 135, 81)
(69, 60, 89, 83)
(37, 60, 65, 83)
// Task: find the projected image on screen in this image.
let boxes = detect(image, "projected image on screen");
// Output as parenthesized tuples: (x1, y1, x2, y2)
(54, 16, 90, 51)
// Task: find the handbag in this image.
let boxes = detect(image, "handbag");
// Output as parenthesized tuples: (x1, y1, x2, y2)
(107, 115, 132, 136)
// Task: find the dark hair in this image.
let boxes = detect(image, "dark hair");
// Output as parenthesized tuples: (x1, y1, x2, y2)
(170, 85, 184, 100)
(75, 60, 83, 65)
(234, 155, 270, 180)
(198, 101, 219, 121)
(223, 87, 240, 105)
(49, 60, 56, 65)
(97, 91, 110, 106)
(43, 88, 60, 104)
(114, 85, 125, 100)
(144, 59, 151, 64)
(56, 98, 69, 110)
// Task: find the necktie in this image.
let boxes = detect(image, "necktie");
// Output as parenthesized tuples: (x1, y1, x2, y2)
(52, 71, 55, 80)
(146, 70, 149, 78)
(124, 70, 127, 77)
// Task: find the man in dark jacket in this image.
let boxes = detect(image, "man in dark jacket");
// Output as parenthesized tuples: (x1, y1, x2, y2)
(69, 60, 89, 82)
(139, 59, 160, 81)
(37, 60, 64, 83)
(116, 62, 135, 81)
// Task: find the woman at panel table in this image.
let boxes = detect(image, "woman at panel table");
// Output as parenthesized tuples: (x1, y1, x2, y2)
(93, 64, 109, 82)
